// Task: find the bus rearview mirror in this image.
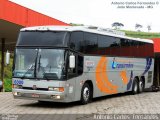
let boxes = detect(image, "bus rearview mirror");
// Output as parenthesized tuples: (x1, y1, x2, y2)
(6, 51, 10, 65)
(69, 55, 75, 68)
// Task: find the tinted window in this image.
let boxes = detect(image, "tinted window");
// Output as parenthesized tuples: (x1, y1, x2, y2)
(98, 35, 112, 55)
(70, 32, 84, 52)
(70, 32, 154, 57)
(77, 55, 83, 75)
(138, 42, 154, 57)
(84, 32, 98, 54)
(120, 39, 132, 56)
(98, 35, 121, 56)
(17, 31, 69, 47)
(120, 39, 154, 57)
(110, 37, 121, 56)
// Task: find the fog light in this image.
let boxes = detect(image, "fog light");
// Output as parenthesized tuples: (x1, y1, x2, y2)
(13, 92, 21, 96)
(13, 92, 18, 96)
(56, 95, 61, 99)
(50, 95, 61, 99)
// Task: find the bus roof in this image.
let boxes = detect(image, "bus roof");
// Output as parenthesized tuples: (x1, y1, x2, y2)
(21, 26, 153, 44)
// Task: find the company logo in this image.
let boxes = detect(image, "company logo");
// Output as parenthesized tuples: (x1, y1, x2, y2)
(13, 79, 24, 85)
(111, 58, 134, 69)
(85, 61, 95, 68)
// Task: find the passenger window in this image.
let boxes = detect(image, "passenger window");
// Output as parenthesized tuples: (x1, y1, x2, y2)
(77, 55, 83, 75)
(84, 32, 98, 54)
(98, 35, 111, 55)
(70, 32, 84, 52)
(109, 37, 121, 56)
(120, 39, 131, 57)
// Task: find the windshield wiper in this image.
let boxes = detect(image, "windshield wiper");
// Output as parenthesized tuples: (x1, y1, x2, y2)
(21, 64, 34, 79)
(37, 55, 49, 80)
(34, 50, 39, 78)
(21, 49, 39, 79)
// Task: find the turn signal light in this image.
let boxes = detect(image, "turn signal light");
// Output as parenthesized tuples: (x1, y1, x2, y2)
(48, 87, 64, 92)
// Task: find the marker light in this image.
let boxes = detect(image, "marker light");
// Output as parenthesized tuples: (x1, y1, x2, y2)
(48, 87, 64, 92)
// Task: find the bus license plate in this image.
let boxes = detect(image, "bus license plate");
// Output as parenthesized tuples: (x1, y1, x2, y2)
(32, 94, 39, 98)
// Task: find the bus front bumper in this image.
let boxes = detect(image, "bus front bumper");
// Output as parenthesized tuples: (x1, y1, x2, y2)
(12, 89, 69, 102)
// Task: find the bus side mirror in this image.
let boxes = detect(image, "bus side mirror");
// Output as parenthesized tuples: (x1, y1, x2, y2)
(69, 55, 75, 68)
(6, 51, 10, 65)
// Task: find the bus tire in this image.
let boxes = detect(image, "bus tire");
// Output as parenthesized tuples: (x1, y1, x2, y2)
(80, 83, 91, 105)
(132, 78, 139, 94)
(139, 78, 145, 93)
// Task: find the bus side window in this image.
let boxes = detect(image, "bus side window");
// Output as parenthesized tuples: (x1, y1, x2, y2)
(77, 55, 83, 75)
(120, 39, 131, 57)
(84, 32, 98, 54)
(109, 37, 121, 56)
(70, 32, 84, 52)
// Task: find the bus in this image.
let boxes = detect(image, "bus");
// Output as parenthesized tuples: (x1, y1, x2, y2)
(12, 26, 154, 104)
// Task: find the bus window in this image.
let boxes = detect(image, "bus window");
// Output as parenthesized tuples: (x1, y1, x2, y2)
(77, 55, 83, 75)
(109, 37, 121, 56)
(98, 35, 111, 55)
(120, 39, 131, 57)
(70, 32, 84, 52)
(84, 32, 98, 54)
(129, 41, 139, 57)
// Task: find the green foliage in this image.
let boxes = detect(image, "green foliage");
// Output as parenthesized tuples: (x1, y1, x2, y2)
(4, 79, 12, 92)
(122, 30, 160, 39)
(0, 52, 13, 92)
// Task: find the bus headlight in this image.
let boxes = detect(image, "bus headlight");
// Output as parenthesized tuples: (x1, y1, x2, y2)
(13, 92, 21, 96)
(48, 87, 64, 92)
(13, 84, 22, 89)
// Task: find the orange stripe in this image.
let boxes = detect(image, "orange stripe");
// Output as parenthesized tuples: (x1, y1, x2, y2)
(120, 70, 128, 85)
(96, 57, 118, 94)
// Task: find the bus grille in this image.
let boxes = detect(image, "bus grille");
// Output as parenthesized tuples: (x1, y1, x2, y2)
(22, 87, 48, 91)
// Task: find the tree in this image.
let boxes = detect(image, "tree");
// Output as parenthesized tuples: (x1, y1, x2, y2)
(70, 23, 84, 26)
(135, 24, 143, 31)
(112, 22, 124, 30)
(147, 25, 151, 32)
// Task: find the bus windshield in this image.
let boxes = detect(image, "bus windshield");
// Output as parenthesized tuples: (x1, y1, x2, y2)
(13, 49, 67, 80)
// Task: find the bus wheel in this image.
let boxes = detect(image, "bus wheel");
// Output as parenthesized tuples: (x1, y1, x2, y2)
(80, 83, 91, 104)
(139, 78, 144, 93)
(132, 78, 139, 94)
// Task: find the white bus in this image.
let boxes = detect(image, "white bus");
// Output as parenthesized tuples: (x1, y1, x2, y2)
(12, 26, 154, 104)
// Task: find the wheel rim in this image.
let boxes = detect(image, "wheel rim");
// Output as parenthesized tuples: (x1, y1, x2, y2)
(139, 81, 143, 92)
(134, 82, 138, 92)
(83, 87, 90, 102)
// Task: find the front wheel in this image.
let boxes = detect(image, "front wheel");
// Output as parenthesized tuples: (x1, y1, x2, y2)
(80, 83, 91, 104)
(132, 78, 139, 94)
